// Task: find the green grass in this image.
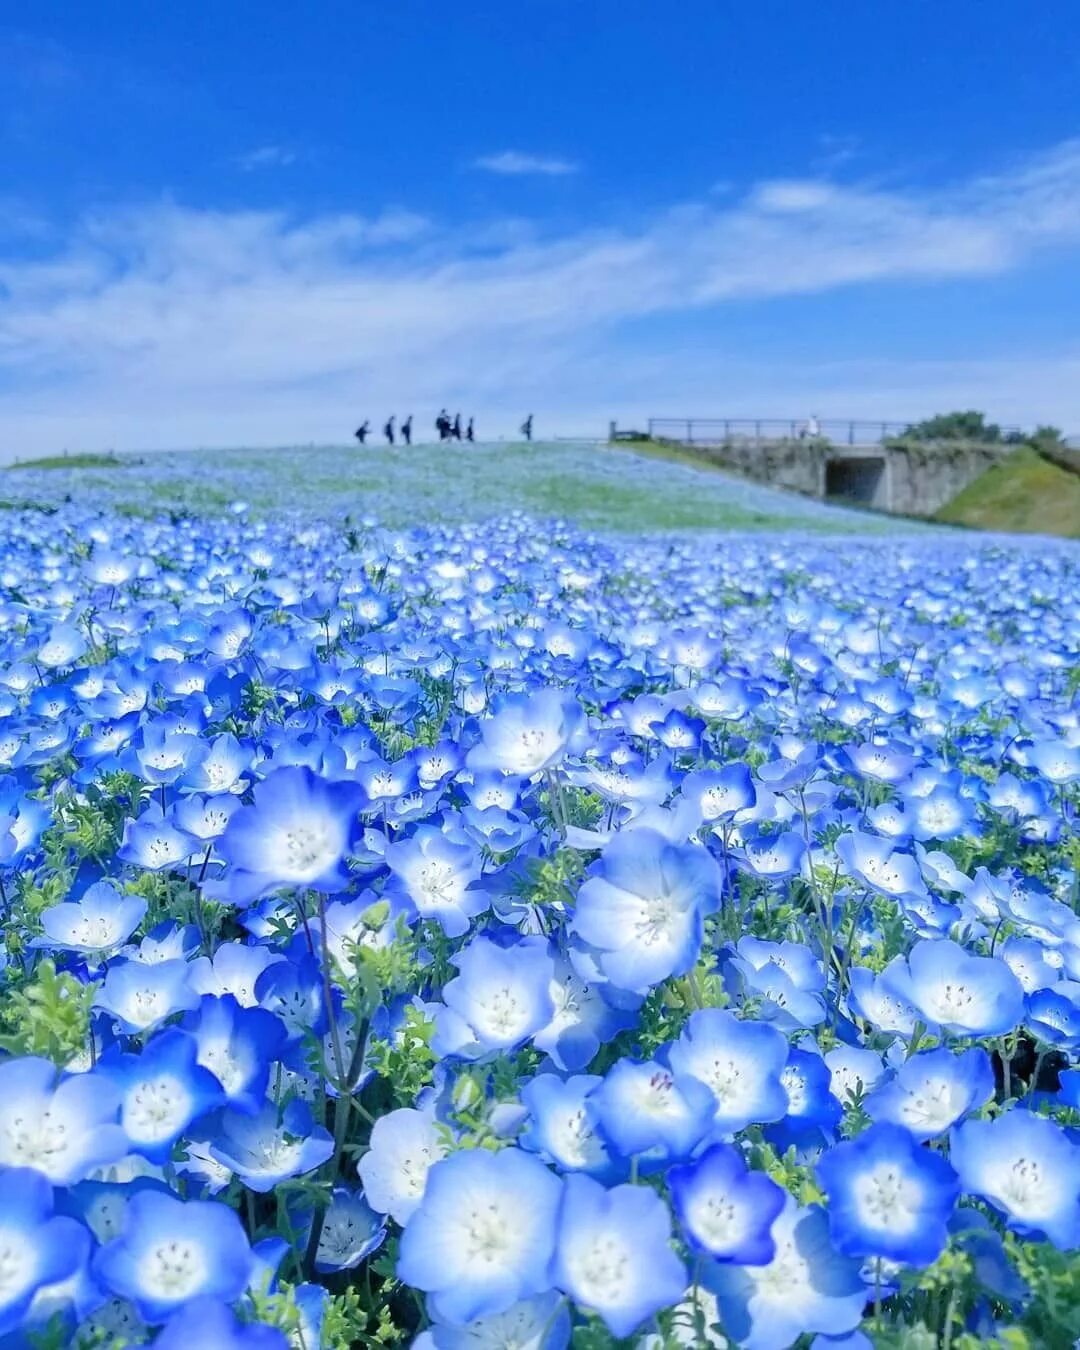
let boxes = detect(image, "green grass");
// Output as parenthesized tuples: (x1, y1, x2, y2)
(8, 451, 124, 470)
(935, 446, 1080, 537)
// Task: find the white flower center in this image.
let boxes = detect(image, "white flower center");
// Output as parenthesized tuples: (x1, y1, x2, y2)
(140, 1241, 206, 1297)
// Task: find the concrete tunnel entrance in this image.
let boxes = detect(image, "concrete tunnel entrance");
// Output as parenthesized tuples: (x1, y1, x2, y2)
(825, 455, 887, 507)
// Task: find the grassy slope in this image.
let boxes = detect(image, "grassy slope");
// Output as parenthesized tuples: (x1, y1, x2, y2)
(9, 452, 123, 470)
(935, 446, 1080, 538)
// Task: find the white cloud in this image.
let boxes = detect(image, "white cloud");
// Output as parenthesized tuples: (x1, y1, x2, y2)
(236, 145, 299, 171)
(5, 140, 1080, 454)
(473, 150, 580, 177)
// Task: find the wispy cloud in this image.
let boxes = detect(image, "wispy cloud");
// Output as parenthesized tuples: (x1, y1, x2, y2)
(813, 133, 861, 172)
(473, 150, 580, 177)
(4, 140, 1080, 452)
(236, 145, 299, 171)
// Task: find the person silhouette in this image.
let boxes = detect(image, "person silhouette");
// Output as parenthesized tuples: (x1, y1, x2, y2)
(401, 415, 412, 446)
(452, 413, 462, 441)
(520, 414, 533, 442)
(466, 417, 475, 443)
(384, 415, 396, 446)
(436, 409, 450, 441)
(355, 421, 370, 445)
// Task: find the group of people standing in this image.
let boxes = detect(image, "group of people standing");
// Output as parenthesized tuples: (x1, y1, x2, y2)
(434, 410, 473, 443)
(353, 412, 534, 446)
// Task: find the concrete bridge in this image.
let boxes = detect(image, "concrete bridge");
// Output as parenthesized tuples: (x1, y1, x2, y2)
(612, 418, 1018, 517)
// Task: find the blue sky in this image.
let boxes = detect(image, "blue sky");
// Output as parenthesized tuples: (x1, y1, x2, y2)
(2, 1, 1080, 452)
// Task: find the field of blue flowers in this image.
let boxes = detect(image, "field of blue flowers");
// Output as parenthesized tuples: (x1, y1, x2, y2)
(0, 480, 1078, 1349)
(5, 442, 894, 533)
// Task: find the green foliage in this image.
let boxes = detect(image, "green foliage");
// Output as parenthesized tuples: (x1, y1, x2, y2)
(1007, 1234, 1080, 1348)
(903, 410, 1002, 442)
(746, 1137, 825, 1204)
(0, 958, 98, 1064)
(367, 1004, 439, 1106)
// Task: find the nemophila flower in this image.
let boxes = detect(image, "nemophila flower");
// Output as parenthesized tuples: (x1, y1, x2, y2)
(531, 949, 637, 1073)
(847, 961, 920, 1036)
(182, 732, 251, 795)
(217, 765, 366, 903)
(733, 826, 807, 881)
(35, 881, 146, 956)
(94, 957, 200, 1034)
(0, 1057, 126, 1184)
(129, 720, 205, 786)
(435, 935, 555, 1057)
(550, 1174, 686, 1338)
(183, 999, 282, 1112)
(590, 1058, 713, 1163)
(668, 1142, 786, 1263)
(35, 621, 88, 670)
(817, 1123, 958, 1266)
(461, 802, 536, 854)
(135, 918, 201, 963)
(0, 1168, 90, 1337)
(951, 1110, 1080, 1248)
(1059, 1067, 1080, 1108)
(308, 1187, 386, 1273)
(357, 1107, 449, 1225)
(705, 1198, 866, 1350)
(98, 1027, 223, 1163)
(1028, 737, 1080, 785)
(0, 787, 49, 867)
(903, 785, 978, 842)
(117, 803, 197, 871)
(462, 773, 526, 812)
(85, 550, 135, 589)
(172, 791, 242, 843)
(915, 844, 973, 896)
(254, 953, 327, 1045)
(519, 1074, 618, 1180)
(865, 1047, 993, 1141)
(1024, 981, 1080, 1050)
(92, 1191, 253, 1324)
(155, 1298, 288, 1350)
(206, 607, 254, 659)
(466, 689, 588, 776)
(727, 938, 827, 1030)
(755, 736, 820, 793)
(208, 1098, 333, 1192)
(414, 740, 464, 790)
(397, 1147, 562, 1325)
(570, 829, 720, 995)
(413, 1292, 571, 1350)
(355, 753, 420, 805)
(824, 1046, 886, 1108)
(845, 740, 916, 784)
(777, 1046, 843, 1133)
(880, 939, 1025, 1038)
(385, 825, 484, 937)
(834, 831, 926, 901)
(667, 1009, 790, 1133)
(187, 941, 280, 1006)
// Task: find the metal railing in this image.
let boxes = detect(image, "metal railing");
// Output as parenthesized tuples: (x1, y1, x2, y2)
(645, 417, 1023, 447)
